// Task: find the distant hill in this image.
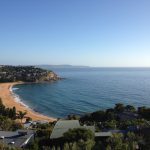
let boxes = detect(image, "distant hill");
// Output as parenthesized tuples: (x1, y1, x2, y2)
(0, 65, 60, 83)
(38, 65, 90, 69)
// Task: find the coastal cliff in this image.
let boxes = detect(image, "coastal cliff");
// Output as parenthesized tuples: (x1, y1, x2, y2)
(0, 65, 60, 82)
(38, 71, 60, 82)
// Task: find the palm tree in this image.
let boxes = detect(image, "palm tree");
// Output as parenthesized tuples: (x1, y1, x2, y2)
(18, 111, 27, 124)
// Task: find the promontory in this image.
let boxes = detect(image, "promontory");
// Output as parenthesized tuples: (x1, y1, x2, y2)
(0, 65, 60, 83)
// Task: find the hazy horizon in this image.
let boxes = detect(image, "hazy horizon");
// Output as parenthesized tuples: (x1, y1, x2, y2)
(1, 64, 150, 68)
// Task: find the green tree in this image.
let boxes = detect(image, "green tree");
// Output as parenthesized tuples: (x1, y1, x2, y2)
(121, 143, 129, 150)
(145, 132, 150, 150)
(51, 146, 56, 150)
(91, 110, 106, 122)
(125, 105, 136, 112)
(107, 133, 124, 150)
(106, 145, 111, 150)
(126, 132, 138, 150)
(56, 146, 61, 150)
(8, 107, 16, 119)
(105, 111, 116, 121)
(64, 128, 95, 150)
(114, 103, 125, 113)
(28, 141, 39, 150)
(76, 139, 95, 150)
(93, 141, 103, 150)
(0, 98, 5, 115)
(0, 116, 13, 130)
(18, 111, 27, 124)
(71, 142, 77, 150)
(104, 120, 117, 129)
(63, 143, 70, 150)
(138, 107, 150, 120)
(64, 128, 94, 142)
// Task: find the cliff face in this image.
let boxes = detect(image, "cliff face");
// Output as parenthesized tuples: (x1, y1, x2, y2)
(38, 71, 60, 82)
(0, 66, 60, 83)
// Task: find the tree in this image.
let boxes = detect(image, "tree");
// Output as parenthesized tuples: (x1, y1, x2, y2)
(68, 115, 80, 120)
(107, 133, 124, 150)
(56, 146, 61, 150)
(64, 128, 94, 142)
(12, 107, 16, 119)
(144, 131, 150, 150)
(121, 143, 129, 150)
(106, 145, 111, 150)
(114, 103, 125, 113)
(104, 120, 117, 129)
(63, 143, 70, 150)
(28, 141, 39, 150)
(76, 139, 95, 150)
(26, 117, 32, 122)
(91, 110, 106, 122)
(8, 107, 16, 119)
(0, 116, 13, 130)
(125, 105, 136, 112)
(0, 98, 17, 120)
(51, 146, 56, 150)
(0, 98, 5, 115)
(105, 111, 116, 121)
(93, 141, 103, 150)
(126, 132, 138, 150)
(63, 128, 95, 150)
(71, 142, 77, 150)
(138, 107, 150, 120)
(18, 111, 27, 124)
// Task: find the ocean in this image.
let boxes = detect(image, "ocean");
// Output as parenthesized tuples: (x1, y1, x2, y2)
(13, 68, 150, 118)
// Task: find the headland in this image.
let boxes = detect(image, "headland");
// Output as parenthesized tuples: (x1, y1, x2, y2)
(0, 65, 61, 122)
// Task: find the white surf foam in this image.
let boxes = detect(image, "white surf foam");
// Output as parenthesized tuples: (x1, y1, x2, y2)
(9, 86, 29, 108)
(12, 87, 19, 91)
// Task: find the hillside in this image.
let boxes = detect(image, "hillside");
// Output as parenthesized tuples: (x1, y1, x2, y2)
(0, 65, 60, 82)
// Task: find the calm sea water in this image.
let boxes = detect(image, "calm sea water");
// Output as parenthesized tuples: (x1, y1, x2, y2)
(13, 68, 150, 118)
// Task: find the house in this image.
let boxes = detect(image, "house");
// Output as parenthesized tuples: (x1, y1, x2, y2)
(0, 130, 34, 148)
(50, 120, 112, 141)
(50, 120, 95, 140)
(102, 129, 127, 134)
(23, 120, 49, 129)
(23, 122, 32, 129)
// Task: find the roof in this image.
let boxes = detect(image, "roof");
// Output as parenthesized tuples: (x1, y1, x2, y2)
(35, 120, 49, 124)
(0, 130, 34, 148)
(24, 122, 32, 129)
(102, 129, 127, 134)
(50, 120, 95, 139)
(95, 132, 112, 137)
(54, 120, 80, 129)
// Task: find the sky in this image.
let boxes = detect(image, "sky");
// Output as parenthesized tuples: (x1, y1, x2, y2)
(0, 0, 150, 67)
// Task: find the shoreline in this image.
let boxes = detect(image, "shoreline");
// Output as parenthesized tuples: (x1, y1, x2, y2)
(0, 82, 57, 122)
(9, 85, 30, 109)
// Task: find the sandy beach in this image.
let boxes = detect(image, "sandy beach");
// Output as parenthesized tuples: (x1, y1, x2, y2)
(0, 82, 56, 122)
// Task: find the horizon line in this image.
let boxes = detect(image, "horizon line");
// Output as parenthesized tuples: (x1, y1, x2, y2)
(0, 64, 150, 68)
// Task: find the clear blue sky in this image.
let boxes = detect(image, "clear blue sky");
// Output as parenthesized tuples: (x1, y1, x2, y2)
(0, 0, 150, 67)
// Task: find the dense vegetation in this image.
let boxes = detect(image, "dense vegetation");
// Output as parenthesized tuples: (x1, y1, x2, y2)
(0, 98, 23, 131)
(27, 104, 150, 150)
(0, 65, 59, 82)
(67, 104, 150, 150)
(0, 97, 150, 150)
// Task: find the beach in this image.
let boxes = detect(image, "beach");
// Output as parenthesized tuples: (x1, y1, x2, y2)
(0, 82, 56, 122)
